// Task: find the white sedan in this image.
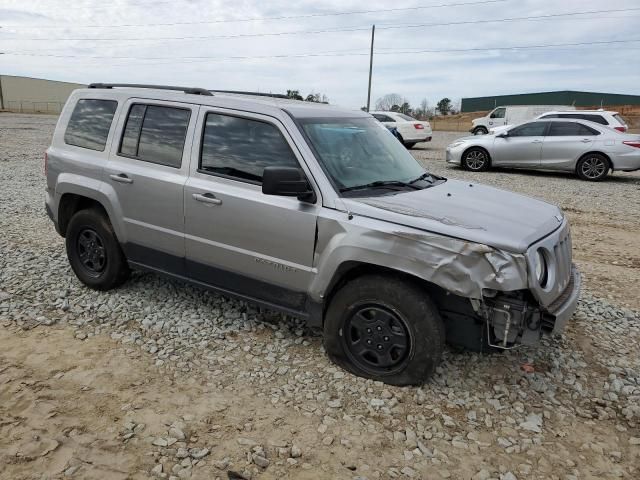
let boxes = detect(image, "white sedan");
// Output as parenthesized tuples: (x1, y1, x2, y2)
(370, 111, 432, 149)
(446, 119, 640, 181)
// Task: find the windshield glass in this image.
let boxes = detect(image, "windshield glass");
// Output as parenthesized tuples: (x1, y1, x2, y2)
(300, 117, 427, 192)
(397, 113, 415, 121)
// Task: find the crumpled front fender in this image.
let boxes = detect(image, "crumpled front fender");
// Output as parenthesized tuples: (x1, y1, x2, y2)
(310, 214, 528, 303)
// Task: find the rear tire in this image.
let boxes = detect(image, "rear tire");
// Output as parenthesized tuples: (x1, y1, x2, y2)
(66, 208, 130, 290)
(576, 153, 609, 181)
(462, 147, 490, 172)
(323, 275, 445, 386)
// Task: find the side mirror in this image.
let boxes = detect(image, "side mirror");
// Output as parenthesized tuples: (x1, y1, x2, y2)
(262, 166, 316, 203)
(496, 131, 509, 138)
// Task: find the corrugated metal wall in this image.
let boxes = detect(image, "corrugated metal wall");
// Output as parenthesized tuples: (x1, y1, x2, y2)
(0, 75, 85, 114)
(461, 91, 640, 113)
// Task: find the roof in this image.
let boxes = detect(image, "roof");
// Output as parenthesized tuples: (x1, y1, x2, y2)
(79, 84, 368, 119)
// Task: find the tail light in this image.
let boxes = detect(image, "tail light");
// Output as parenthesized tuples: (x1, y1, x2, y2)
(622, 141, 640, 149)
(614, 126, 627, 132)
(44, 152, 48, 176)
(414, 124, 424, 130)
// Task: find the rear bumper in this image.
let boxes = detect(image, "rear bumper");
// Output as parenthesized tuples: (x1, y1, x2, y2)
(546, 265, 581, 335)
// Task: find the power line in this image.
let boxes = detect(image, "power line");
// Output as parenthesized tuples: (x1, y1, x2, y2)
(4, 39, 639, 62)
(3, 7, 639, 43)
(4, 0, 507, 29)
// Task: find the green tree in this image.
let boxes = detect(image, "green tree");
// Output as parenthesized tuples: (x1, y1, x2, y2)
(286, 90, 303, 100)
(436, 98, 452, 115)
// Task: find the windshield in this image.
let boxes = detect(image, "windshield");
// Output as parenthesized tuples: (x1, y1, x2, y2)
(300, 117, 427, 193)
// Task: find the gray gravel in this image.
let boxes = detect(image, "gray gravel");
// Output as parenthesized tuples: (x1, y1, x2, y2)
(1, 114, 639, 479)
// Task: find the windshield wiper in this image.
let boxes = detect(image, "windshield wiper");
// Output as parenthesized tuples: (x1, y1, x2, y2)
(408, 172, 434, 184)
(339, 180, 421, 193)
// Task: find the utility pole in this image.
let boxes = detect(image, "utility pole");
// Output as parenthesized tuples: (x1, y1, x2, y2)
(366, 25, 375, 112)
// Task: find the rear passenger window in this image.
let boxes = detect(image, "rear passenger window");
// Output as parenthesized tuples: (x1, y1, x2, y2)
(548, 122, 599, 136)
(558, 114, 607, 125)
(119, 104, 191, 168)
(199, 113, 299, 184)
(64, 99, 118, 151)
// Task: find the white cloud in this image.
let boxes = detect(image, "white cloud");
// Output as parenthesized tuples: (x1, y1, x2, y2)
(0, 0, 638, 109)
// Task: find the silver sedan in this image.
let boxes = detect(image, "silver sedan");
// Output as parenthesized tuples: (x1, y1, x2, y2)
(446, 119, 640, 181)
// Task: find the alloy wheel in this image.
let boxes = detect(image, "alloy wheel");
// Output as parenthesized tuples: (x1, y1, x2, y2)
(465, 150, 487, 170)
(580, 156, 607, 180)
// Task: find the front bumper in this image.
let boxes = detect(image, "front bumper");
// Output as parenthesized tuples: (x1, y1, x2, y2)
(446, 147, 463, 165)
(545, 265, 581, 334)
(483, 264, 581, 348)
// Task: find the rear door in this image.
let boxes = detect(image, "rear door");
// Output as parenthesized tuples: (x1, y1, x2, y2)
(183, 108, 320, 312)
(540, 121, 598, 170)
(103, 99, 198, 270)
(492, 121, 548, 167)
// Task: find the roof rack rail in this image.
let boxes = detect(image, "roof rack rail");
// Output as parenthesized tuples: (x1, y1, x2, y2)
(88, 83, 213, 96)
(210, 89, 289, 99)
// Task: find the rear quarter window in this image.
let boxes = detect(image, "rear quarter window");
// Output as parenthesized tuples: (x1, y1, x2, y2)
(64, 99, 118, 151)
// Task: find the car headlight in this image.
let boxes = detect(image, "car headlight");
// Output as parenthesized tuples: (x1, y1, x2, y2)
(533, 249, 548, 287)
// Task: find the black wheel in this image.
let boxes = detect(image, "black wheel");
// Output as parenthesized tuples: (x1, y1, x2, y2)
(462, 147, 490, 171)
(66, 208, 130, 290)
(576, 153, 609, 181)
(404, 142, 417, 149)
(473, 127, 488, 135)
(323, 275, 445, 386)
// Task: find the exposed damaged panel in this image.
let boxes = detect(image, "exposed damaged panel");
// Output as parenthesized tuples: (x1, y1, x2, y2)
(311, 214, 528, 302)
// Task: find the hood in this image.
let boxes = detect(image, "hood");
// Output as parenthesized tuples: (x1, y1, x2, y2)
(341, 179, 564, 252)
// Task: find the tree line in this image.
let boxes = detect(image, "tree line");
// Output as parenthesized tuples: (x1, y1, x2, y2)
(363, 94, 460, 119)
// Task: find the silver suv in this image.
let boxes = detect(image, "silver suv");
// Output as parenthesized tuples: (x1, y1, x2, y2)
(45, 84, 581, 385)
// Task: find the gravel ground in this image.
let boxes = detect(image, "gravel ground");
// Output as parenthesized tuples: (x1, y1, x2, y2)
(1, 114, 639, 480)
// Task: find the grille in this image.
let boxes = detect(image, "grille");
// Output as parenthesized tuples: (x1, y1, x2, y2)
(553, 230, 572, 294)
(527, 220, 574, 308)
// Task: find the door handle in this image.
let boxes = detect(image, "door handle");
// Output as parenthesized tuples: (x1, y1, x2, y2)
(110, 173, 133, 184)
(532, 139, 543, 144)
(192, 193, 222, 205)
(581, 139, 592, 143)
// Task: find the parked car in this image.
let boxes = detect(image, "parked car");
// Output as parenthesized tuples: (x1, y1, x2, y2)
(537, 110, 629, 133)
(370, 111, 432, 148)
(471, 105, 575, 135)
(448, 118, 640, 181)
(46, 84, 580, 385)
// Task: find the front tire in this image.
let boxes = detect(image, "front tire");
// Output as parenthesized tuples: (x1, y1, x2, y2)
(462, 147, 490, 171)
(576, 153, 609, 181)
(66, 208, 130, 290)
(473, 127, 488, 135)
(323, 275, 445, 386)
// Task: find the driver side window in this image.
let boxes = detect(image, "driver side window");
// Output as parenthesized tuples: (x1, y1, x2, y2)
(490, 108, 506, 119)
(508, 122, 548, 137)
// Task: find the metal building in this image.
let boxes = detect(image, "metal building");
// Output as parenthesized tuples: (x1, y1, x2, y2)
(461, 90, 640, 113)
(0, 75, 85, 114)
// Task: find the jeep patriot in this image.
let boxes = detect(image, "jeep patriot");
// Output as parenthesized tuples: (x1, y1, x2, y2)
(45, 84, 581, 385)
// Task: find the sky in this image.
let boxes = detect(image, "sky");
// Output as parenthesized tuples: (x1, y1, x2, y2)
(0, 0, 638, 110)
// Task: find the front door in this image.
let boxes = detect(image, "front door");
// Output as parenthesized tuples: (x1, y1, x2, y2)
(540, 121, 597, 170)
(103, 99, 198, 267)
(184, 109, 319, 312)
(492, 121, 548, 167)
(488, 107, 506, 128)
